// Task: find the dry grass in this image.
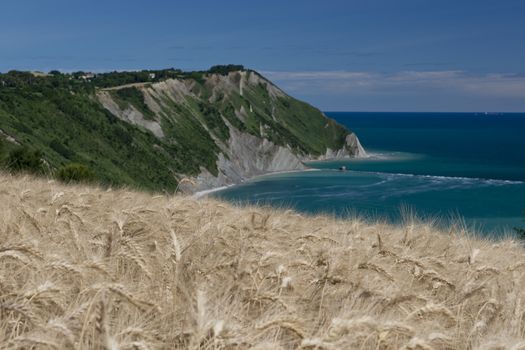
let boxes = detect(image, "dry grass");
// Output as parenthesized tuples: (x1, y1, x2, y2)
(1, 173, 525, 349)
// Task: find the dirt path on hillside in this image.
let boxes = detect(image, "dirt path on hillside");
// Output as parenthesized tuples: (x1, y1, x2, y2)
(99, 82, 150, 91)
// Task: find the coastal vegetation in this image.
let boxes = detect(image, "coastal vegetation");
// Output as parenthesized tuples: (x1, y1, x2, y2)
(56, 163, 96, 183)
(0, 67, 352, 192)
(0, 140, 96, 185)
(112, 87, 156, 120)
(2, 173, 525, 349)
(4, 145, 45, 174)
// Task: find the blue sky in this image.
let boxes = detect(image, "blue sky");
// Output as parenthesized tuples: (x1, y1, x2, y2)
(1, 0, 524, 111)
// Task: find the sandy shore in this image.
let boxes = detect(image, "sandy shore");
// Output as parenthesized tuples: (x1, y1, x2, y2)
(192, 167, 320, 199)
(193, 185, 235, 199)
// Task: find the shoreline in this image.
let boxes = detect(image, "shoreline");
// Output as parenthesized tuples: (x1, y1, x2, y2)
(193, 185, 235, 199)
(192, 167, 321, 199)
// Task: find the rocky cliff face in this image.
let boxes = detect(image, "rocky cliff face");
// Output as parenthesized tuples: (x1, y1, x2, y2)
(192, 128, 366, 193)
(97, 70, 366, 192)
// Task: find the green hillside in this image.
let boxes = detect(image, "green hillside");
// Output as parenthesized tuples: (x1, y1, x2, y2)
(0, 66, 354, 192)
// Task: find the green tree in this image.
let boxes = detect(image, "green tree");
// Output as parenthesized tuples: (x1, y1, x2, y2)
(208, 64, 244, 75)
(56, 163, 95, 183)
(6, 146, 44, 174)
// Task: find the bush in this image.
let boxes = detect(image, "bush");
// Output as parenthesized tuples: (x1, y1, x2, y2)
(56, 163, 96, 183)
(6, 146, 44, 173)
(49, 138, 74, 159)
(113, 87, 155, 120)
(208, 65, 244, 75)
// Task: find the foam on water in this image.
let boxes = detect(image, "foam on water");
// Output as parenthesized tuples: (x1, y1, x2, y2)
(370, 171, 525, 186)
(214, 112, 525, 235)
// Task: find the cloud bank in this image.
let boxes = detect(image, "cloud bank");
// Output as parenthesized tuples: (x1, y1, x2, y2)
(261, 70, 525, 112)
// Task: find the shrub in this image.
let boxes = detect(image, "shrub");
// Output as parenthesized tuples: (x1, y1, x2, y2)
(114, 87, 155, 119)
(56, 163, 96, 183)
(49, 138, 74, 159)
(208, 64, 244, 75)
(6, 146, 44, 173)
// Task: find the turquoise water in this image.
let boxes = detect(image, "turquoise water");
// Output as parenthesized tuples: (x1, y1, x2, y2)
(213, 112, 525, 236)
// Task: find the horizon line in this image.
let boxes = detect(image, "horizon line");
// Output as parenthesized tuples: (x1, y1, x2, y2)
(323, 111, 525, 114)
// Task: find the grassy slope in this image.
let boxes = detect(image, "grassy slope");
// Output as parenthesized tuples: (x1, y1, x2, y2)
(0, 70, 350, 192)
(228, 75, 348, 155)
(111, 87, 156, 120)
(1, 173, 524, 349)
(0, 88, 184, 191)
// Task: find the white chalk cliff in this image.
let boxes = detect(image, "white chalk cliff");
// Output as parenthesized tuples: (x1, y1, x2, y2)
(97, 70, 366, 192)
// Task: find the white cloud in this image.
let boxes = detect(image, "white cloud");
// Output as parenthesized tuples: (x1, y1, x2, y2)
(261, 71, 373, 80)
(261, 70, 525, 99)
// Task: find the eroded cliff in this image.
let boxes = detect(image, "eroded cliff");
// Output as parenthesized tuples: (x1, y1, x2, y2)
(97, 70, 366, 191)
(0, 67, 364, 192)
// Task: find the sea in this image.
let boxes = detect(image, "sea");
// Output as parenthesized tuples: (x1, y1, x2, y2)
(212, 112, 525, 237)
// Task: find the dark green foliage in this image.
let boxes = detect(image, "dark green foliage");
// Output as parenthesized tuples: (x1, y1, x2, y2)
(208, 65, 245, 75)
(0, 85, 183, 191)
(198, 102, 230, 141)
(0, 67, 245, 93)
(113, 87, 155, 120)
(0, 68, 211, 92)
(160, 99, 222, 177)
(49, 138, 74, 159)
(56, 163, 95, 183)
(0, 139, 4, 160)
(0, 67, 352, 192)
(184, 71, 206, 85)
(221, 103, 246, 131)
(91, 69, 183, 88)
(0, 70, 95, 96)
(236, 82, 348, 156)
(6, 146, 44, 174)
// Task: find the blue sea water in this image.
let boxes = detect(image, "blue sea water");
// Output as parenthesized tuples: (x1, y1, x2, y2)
(213, 112, 525, 236)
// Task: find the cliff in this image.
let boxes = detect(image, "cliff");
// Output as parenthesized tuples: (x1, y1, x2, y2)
(96, 70, 365, 192)
(0, 67, 365, 192)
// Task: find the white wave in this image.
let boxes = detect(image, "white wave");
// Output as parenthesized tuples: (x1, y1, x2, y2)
(193, 185, 234, 199)
(358, 171, 524, 185)
(351, 150, 424, 161)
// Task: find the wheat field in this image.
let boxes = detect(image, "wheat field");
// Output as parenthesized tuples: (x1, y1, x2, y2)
(1, 173, 525, 349)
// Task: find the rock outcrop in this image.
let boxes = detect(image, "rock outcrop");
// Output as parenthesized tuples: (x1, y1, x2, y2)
(192, 127, 367, 192)
(0, 67, 366, 193)
(96, 69, 366, 192)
